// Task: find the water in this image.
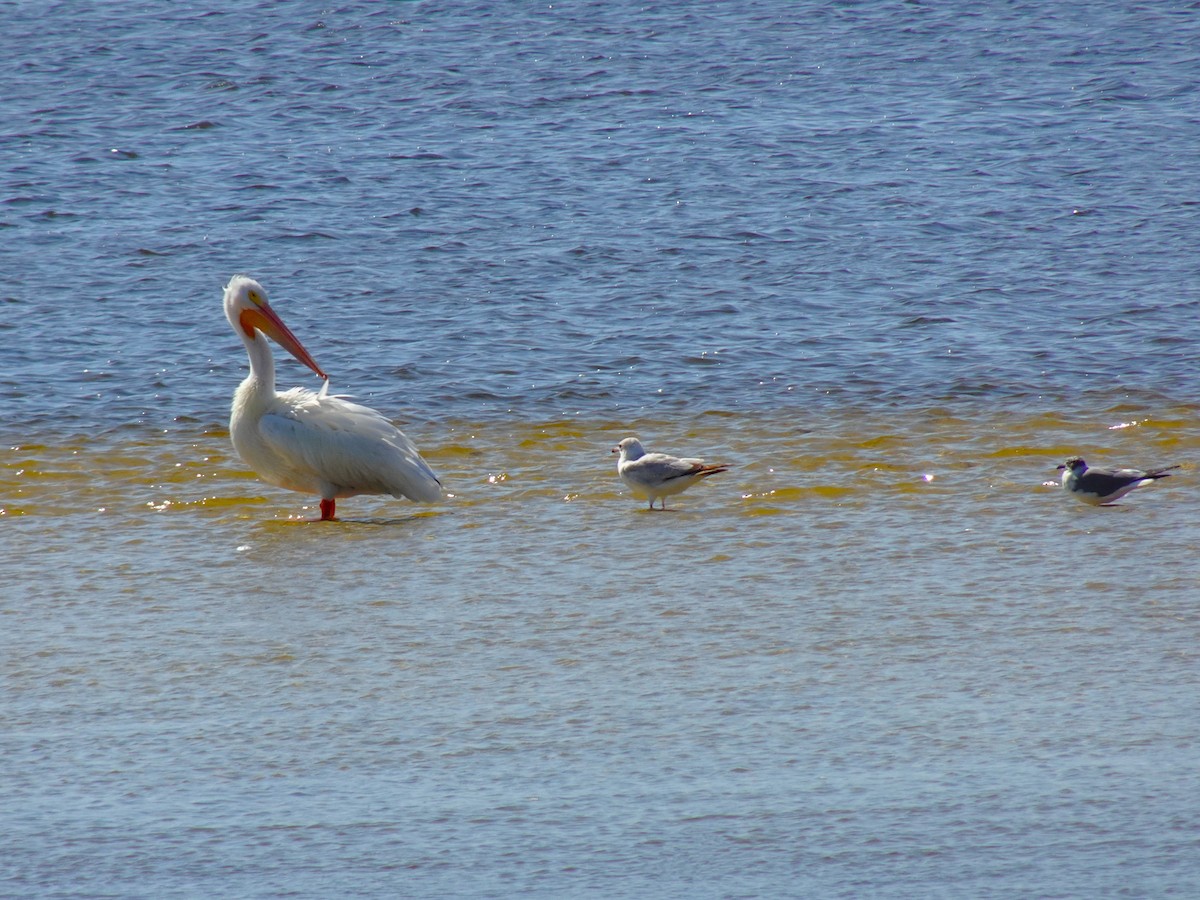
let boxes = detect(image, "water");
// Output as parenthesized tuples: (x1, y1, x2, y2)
(3, 1, 1200, 896)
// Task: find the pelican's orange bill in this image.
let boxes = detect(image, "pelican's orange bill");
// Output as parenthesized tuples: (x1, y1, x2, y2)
(240, 303, 327, 379)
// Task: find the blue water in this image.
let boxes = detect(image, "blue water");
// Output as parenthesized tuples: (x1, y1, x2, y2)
(3, 2, 1200, 897)
(5, 0, 1200, 430)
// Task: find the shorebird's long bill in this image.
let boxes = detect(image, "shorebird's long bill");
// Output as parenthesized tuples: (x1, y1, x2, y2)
(240, 302, 327, 379)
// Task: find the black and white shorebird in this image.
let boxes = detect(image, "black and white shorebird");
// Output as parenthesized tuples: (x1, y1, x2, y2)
(612, 437, 729, 510)
(1056, 456, 1179, 506)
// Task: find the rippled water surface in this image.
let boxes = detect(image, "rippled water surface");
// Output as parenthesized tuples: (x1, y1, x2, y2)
(3, 1, 1200, 896)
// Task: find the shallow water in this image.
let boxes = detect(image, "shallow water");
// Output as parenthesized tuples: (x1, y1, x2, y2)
(5, 406, 1199, 896)
(4, 0, 1200, 896)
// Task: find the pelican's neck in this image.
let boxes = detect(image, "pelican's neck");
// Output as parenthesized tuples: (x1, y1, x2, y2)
(240, 328, 277, 397)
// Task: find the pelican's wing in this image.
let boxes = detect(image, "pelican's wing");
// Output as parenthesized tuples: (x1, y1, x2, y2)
(259, 388, 441, 502)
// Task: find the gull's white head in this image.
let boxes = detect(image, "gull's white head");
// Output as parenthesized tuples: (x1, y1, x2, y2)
(224, 275, 326, 379)
(612, 437, 646, 460)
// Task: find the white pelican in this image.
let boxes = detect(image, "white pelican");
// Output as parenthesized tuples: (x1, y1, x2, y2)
(1057, 456, 1178, 506)
(612, 437, 729, 510)
(224, 274, 441, 520)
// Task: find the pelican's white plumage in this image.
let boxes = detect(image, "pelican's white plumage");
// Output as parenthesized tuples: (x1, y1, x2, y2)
(612, 436, 729, 510)
(224, 275, 441, 520)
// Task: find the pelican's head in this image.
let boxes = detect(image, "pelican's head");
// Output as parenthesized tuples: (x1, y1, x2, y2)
(612, 437, 645, 460)
(1057, 456, 1087, 474)
(224, 275, 326, 379)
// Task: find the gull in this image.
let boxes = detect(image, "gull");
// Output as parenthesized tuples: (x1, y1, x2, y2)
(612, 437, 729, 510)
(1056, 456, 1179, 506)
